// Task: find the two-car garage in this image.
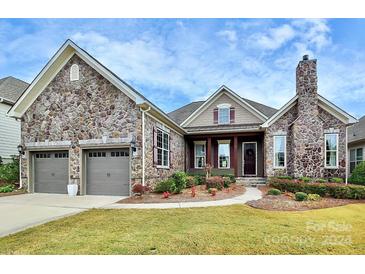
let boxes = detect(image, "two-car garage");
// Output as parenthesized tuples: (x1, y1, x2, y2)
(32, 148, 130, 196)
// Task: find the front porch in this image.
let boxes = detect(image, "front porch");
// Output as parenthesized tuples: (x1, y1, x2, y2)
(185, 132, 265, 177)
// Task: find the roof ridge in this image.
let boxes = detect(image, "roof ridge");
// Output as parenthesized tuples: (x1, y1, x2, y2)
(241, 96, 278, 111)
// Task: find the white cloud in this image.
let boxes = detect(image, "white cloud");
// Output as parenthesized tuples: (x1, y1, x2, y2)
(251, 24, 296, 50)
(217, 30, 237, 43)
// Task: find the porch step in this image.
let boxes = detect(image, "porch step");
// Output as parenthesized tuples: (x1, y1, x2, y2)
(235, 177, 267, 187)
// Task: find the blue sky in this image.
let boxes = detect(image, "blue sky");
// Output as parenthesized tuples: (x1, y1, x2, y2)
(1, 18, 365, 118)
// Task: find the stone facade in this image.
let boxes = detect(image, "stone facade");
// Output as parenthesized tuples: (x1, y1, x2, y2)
(264, 57, 347, 179)
(20, 54, 184, 191)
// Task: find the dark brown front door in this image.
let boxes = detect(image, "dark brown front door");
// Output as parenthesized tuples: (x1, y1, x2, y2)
(243, 142, 257, 176)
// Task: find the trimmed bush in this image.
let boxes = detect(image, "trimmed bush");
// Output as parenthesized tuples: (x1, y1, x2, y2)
(267, 188, 281, 195)
(206, 176, 224, 190)
(330, 177, 344, 183)
(0, 184, 14, 193)
(308, 193, 321, 201)
(132, 183, 147, 195)
(349, 161, 365, 186)
(171, 171, 187, 193)
(315, 178, 327, 183)
(299, 176, 311, 183)
(226, 174, 236, 183)
(276, 176, 292, 180)
(269, 178, 365, 199)
(193, 175, 205, 185)
(154, 179, 175, 193)
(295, 192, 308, 201)
(0, 157, 19, 183)
(222, 177, 231, 188)
(186, 176, 195, 188)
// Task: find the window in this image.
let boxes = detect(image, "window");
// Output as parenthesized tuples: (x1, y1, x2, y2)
(218, 107, 230, 124)
(350, 148, 363, 173)
(55, 152, 69, 158)
(157, 128, 169, 167)
(218, 141, 230, 168)
(70, 64, 79, 81)
(274, 136, 286, 168)
(88, 151, 106, 158)
(325, 134, 338, 168)
(194, 142, 206, 168)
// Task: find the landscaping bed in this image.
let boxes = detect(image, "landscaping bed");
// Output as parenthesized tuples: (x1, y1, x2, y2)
(119, 183, 245, 203)
(0, 187, 26, 197)
(247, 185, 365, 211)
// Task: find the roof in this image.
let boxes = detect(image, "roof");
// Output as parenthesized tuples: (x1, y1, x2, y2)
(348, 115, 365, 144)
(168, 95, 278, 125)
(0, 76, 29, 104)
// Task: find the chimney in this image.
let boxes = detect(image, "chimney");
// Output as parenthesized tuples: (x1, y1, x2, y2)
(296, 55, 318, 117)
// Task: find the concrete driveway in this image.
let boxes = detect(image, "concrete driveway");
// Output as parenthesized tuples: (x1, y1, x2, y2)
(0, 193, 125, 237)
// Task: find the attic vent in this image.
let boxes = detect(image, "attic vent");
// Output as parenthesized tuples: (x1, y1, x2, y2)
(70, 64, 79, 81)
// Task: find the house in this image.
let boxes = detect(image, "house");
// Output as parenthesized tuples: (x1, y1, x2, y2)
(348, 115, 365, 173)
(8, 40, 357, 196)
(0, 76, 28, 163)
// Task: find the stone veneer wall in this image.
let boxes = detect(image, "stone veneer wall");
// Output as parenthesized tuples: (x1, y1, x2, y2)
(20, 54, 184, 191)
(143, 114, 185, 187)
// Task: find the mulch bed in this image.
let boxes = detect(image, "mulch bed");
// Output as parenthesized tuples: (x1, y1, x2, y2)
(0, 188, 26, 197)
(118, 184, 245, 204)
(246, 185, 365, 211)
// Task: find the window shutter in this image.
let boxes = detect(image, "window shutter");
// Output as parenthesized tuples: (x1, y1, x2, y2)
(169, 135, 172, 168)
(213, 108, 218, 124)
(153, 127, 157, 166)
(230, 107, 235, 124)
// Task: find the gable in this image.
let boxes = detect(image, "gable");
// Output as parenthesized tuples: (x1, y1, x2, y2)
(185, 92, 263, 127)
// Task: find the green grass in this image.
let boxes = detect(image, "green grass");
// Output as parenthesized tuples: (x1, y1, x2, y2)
(0, 204, 364, 254)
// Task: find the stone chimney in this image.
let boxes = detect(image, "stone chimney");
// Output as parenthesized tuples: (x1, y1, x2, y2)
(296, 55, 318, 117)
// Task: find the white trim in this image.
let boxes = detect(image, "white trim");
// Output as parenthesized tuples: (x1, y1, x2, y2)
(70, 64, 79, 81)
(217, 103, 231, 108)
(194, 141, 206, 169)
(156, 127, 170, 168)
(181, 85, 267, 127)
(186, 127, 264, 135)
(318, 95, 358, 124)
(218, 106, 230, 125)
(261, 95, 298, 128)
(273, 135, 287, 169)
(242, 142, 257, 176)
(145, 111, 184, 137)
(324, 133, 339, 169)
(218, 141, 230, 169)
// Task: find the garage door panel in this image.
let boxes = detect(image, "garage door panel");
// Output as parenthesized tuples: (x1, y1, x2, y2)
(34, 151, 68, 194)
(86, 149, 130, 196)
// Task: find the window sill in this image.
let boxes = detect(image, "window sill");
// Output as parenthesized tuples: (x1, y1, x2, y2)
(324, 166, 338, 169)
(273, 166, 286, 169)
(218, 167, 231, 169)
(156, 165, 170, 170)
(194, 167, 205, 169)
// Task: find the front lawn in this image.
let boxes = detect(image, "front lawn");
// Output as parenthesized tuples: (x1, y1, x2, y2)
(0, 204, 364, 255)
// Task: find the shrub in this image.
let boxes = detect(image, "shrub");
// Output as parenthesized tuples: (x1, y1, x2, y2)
(206, 176, 224, 190)
(299, 176, 311, 183)
(349, 162, 365, 186)
(0, 158, 19, 183)
(330, 177, 344, 183)
(226, 174, 236, 183)
(269, 178, 365, 199)
(295, 192, 308, 201)
(222, 177, 231, 188)
(186, 176, 195, 188)
(276, 176, 292, 180)
(308, 193, 321, 201)
(132, 183, 148, 195)
(208, 188, 217, 196)
(0, 184, 14, 193)
(163, 192, 170, 199)
(191, 186, 196, 197)
(154, 179, 175, 193)
(171, 171, 187, 193)
(193, 175, 205, 185)
(315, 178, 327, 183)
(267, 188, 281, 195)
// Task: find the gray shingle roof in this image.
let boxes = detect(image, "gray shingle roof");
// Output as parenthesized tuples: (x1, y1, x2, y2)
(348, 115, 365, 144)
(0, 76, 29, 104)
(167, 97, 278, 125)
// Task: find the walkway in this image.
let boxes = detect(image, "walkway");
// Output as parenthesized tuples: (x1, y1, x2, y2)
(103, 186, 262, 209)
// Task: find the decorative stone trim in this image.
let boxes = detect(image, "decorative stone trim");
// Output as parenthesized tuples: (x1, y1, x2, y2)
(25, 140, 71, 148)
(272, 130, 287, 135)
(324, 128, 340, 134)
(78, 137, 132, 145)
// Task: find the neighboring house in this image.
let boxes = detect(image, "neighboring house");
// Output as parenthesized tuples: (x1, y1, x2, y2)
(0, 76, 28, 163)
(8, 40, 357, 196)
(348, 115, 365, 173)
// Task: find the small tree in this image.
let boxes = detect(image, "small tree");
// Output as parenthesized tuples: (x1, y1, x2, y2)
(349, 161, 365, 186)
(204, 163, 212, 180)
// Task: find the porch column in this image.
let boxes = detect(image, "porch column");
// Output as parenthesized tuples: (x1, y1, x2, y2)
(207, 137, 212, 166)
(233, 136, 238, 177)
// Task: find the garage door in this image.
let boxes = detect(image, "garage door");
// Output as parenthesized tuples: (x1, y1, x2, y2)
(86, 149, 130, 196)
(34, 151, 69, 194)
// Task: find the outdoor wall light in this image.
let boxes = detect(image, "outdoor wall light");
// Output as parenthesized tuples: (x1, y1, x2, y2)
(17, 144, 25, 155)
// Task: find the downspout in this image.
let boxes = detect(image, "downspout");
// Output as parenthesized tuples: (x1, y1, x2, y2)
(140, 106, 151, 186)
(345, 125, 349, 185)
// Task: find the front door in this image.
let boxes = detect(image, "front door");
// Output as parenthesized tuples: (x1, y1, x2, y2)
(243, 142, 257, 176)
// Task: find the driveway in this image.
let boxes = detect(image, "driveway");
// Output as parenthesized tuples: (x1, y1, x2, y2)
(0, 193, 124, 237)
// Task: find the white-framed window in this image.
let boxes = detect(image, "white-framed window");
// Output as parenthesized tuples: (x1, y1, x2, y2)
(350, 147, 363, 173)
(157, 128, 169, 167)
(70, 64, 80, 81)
(325, 133, 338, 168)
(218, 140, 230, 168)
(218, 107, 230, 124)
(273, 135, 286, 168)
(194, 141, 206, 168)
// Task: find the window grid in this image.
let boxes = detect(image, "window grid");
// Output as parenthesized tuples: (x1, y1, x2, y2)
(325, 134, 338, 168)
(274, 136, 286, 168)
(350, 148, 363, 173)
(218, 107, 230, 124)
(194, 143, 206, 168)
(218, 143, 230, 168)
(157, 128, 169, 167)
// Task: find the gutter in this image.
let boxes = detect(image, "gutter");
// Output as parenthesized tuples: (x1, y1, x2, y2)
(345, 125, 349, 185)
(140, 106, 151, 186)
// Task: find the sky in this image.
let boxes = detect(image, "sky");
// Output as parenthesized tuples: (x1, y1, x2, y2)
(0, 18, 365, 118)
